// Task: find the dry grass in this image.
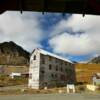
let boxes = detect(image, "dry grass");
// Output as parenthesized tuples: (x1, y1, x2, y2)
(0, 87, 68, 95)
(0, 85, 100, 95)
(0, 74, 28, 87)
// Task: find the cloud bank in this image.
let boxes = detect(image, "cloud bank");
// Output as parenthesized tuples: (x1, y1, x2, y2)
(49, 15, 100, 56)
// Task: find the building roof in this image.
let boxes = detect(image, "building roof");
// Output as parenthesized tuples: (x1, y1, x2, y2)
(36, 48, 73, 63)
(1, 0, 100, 15)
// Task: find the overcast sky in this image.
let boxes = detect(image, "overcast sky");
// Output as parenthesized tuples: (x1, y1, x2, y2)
(0, 11, 100, 62)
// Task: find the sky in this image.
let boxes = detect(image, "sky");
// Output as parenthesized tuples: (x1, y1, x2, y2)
(0, 11, 100, 62)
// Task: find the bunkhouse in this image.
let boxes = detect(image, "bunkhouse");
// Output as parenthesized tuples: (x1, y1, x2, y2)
(28, 48, 75, 89)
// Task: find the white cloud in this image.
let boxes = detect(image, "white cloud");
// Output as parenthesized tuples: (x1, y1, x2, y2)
(0, 11, 43, 52)
(49, 14, 100, 56)
(49, 33, 94, 55)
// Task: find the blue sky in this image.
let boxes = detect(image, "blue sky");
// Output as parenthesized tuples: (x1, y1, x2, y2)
(0, 11, 100, 62)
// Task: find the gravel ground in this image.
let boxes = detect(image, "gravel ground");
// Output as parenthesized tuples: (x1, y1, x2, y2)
(0, 93, 100, 100)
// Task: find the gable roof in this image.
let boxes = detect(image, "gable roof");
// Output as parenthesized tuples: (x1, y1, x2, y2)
(35, 48, 73, 63)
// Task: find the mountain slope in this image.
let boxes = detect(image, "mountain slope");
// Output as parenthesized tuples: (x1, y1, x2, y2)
(89, 56, 100, 64)
(0, 41, 30, 65)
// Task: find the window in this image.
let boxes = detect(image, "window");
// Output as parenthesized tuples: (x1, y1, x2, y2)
(44, 82, 48, 86)
(65, 68, 67, 72)
(49, 64, 52, 70)
(41, 70, 45, 74)
(55, 74, 58, 78)
(67, 63, 70, 66)
(51, 74, 54, 78)
(60, 74, 65, 81)
(49, 56, 52, 61)
(33, 55, 36, 60)
(65, 62, 68, 66)
(42, 58, 45, 64)
(60, 67, 63, 72)
(56, 65, 58, 71)
(41, 54, 45, 64)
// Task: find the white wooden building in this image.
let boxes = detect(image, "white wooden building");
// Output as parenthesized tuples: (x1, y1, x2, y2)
(28, 48, 75, 89)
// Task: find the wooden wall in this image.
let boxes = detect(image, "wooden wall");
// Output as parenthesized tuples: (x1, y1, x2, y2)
(75, 64, 100, 84)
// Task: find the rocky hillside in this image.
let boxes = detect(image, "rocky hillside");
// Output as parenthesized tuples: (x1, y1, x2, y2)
(0, 41, 30, 65)
(89, 56, 100, 64)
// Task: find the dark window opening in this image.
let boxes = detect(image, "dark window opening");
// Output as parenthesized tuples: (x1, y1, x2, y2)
(49, 64, 52, 70)
(44, 82, 48, 86)
(65, 68, 67, 72)
(42, 59, 45, 64)
(49, 56, 52, 61)
(34, 55, 36, 60)
(56, 65, 58, 71)
(60, 75, 66, 81)
(55, 74, 58, 78)
(41, 54, 45, 64)
(41, 70, 45, 74)
(65, 62, 68, 66)
(61, 67, 63, 72)
(51, 74, 54, 78)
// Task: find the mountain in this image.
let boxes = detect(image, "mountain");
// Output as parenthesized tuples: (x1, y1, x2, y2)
(89, 56, 100, 64)
(0, 41, 30, 65)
